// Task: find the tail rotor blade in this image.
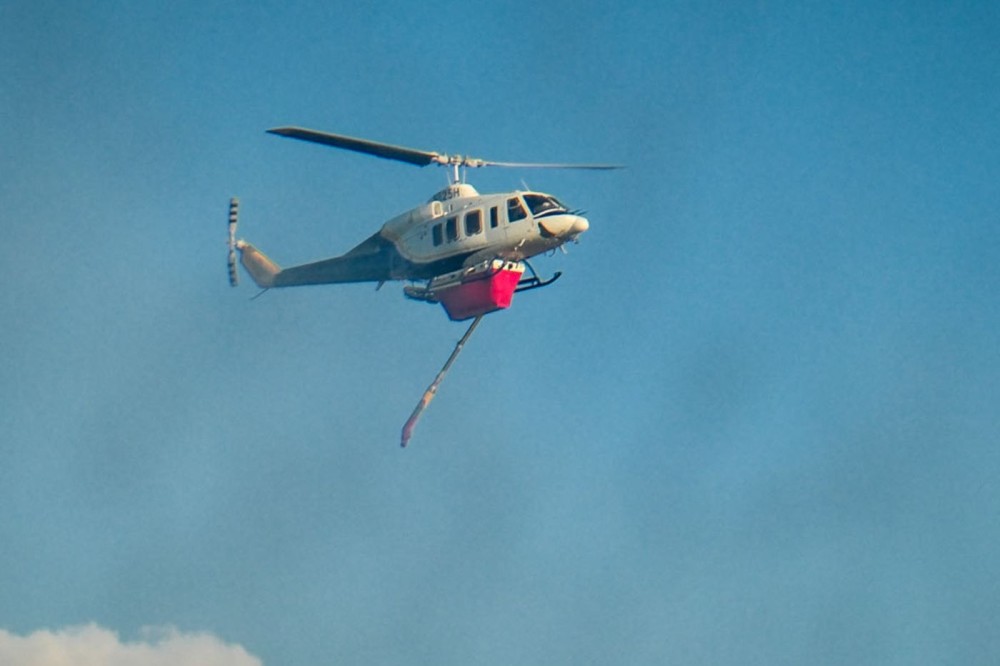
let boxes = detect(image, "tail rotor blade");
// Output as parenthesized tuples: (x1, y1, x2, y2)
(228, 197, 240, 286)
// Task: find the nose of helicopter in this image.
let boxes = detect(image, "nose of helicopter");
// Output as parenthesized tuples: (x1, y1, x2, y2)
(539, 213, 590, 240)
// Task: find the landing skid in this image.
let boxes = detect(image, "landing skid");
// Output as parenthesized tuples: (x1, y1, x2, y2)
(515, 259, 561, 293)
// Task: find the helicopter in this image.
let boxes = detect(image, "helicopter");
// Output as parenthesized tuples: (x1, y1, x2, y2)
(229, 126, 621, 446)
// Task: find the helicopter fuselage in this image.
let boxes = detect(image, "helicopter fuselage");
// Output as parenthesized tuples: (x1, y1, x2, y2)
(379, 183, 589, 280)
(236, 183, 590, 289)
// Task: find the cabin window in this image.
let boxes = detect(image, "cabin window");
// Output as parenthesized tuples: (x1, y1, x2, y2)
(507, 197, 527, 222)
(432, 223, 443, 246)
(445, 216, 458, 242)
(490, 206, 499, 228)
(465, 210, 483, 236)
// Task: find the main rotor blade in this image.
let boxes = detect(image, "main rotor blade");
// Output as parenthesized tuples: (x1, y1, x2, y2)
(268, 126, 625, 171)
(267, 127, 441, 167)
(480, 160, 625, 170)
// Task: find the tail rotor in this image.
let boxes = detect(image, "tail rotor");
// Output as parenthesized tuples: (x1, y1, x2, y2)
(228, 197, 240, 286)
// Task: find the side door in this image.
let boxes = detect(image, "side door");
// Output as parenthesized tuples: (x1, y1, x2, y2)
(502, 195, 532, 248)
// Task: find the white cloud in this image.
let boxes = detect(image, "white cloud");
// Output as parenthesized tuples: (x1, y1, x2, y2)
(0, 624, 262, 666)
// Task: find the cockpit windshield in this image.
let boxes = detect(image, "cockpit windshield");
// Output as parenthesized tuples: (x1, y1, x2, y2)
(523, 194, 567, 218)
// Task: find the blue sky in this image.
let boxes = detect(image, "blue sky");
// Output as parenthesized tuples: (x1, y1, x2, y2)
(3, 1, 1000, 664)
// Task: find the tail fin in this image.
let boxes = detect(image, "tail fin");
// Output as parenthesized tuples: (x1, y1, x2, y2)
(235, 241, 281, 288)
